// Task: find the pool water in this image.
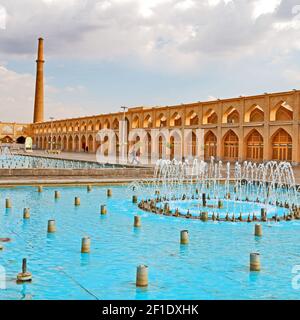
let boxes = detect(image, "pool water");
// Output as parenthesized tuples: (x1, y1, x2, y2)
(0, 185, 300, 300)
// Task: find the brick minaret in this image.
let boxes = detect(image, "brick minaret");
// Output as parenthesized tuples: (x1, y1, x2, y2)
(33, 37, 44, 123)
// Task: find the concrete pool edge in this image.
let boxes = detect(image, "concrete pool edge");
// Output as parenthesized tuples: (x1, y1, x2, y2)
(0, 166, 155, 187)
(0, 167, 154, 176)
(0, 178, 151, 187)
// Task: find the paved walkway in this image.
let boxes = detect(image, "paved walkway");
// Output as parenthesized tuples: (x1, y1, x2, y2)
(29, 150, 100, 162)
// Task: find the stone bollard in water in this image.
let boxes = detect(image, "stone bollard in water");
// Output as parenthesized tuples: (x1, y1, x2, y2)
(134, 215, 141, 228)
(74, 197, 80, 206)
(254, 224, 263, 237)
(23, 208, 30, 219)
(180, 230, 189, 244)
(202, 193, 206, 207)
(218, 200, 223, 209)
(136, 265, 148, 287)
(54, 191, 60, 199)
(201, 212, 208, 222)
(81, 236, 91, 253)
(5, 198, 11, 209)
(100, 204, 107, 215)
(17, 258, 32, 283)
(250, 253, 261, 271)
(47, 220, 56, 233)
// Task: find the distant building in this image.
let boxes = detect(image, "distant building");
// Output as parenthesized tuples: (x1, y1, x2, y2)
(7, 38, 300, 163)
(31, 90, 299, 164)
(0, 122, 31, 145)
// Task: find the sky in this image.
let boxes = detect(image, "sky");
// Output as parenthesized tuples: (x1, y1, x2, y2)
(0, 0, 300, 122)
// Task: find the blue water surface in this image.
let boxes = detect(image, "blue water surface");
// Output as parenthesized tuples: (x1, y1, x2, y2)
(0, 185, 300, 300)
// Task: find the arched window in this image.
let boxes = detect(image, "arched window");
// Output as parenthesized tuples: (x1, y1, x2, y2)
(223, 107, 239, 124)
(95, 120, 101, 131)
(227, 110, 239, 123)
(270, 101, 293, 121)
(249, 107, 264, 122)
(68, 136, 73, 151)
(81, 135, 86, 151)
(246, 130, 263, 161)
(88, 135, 93, 152)
(112, 118, 119, 130)
(204, 131, 217, 159)
(156, 114, 167, 127)
(74, 136, 80, 152)
(81, 122, 87, 132)
(143, 115, 152, 128)
(158, 135, 165, 158)
(16, 136, 26, 144)
(170, 112, 182, 127)
(87, 121, 93, 131)
(169, 131, 182, 160)
(276, 103, 293, 121)
(1, 136, 13, 143)
(223, 130, 239, 160)
(186, 111, 199, 126)
(132, 116, 139, 129)
(203, 109, 218, 124)
(192, 131, 197, 157)
(272, 129, 292, 161)
(63, 136, 67, 150)
(103, 119, 110, 129)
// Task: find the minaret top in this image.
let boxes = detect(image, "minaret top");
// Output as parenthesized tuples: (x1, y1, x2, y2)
(37, 37, 44, 62)
(33, 37, 45, 123)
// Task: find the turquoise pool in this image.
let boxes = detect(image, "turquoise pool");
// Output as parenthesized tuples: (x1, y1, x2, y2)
(0, 185, 300, 300)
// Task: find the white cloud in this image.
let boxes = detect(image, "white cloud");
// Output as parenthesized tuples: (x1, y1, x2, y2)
(207, 0, 232, 7)
(0, 0, 298, 68)
(0, 65, 86, 122)
(135, 0, 172, 18)
(96, 1, 112, 11)
(0, 65, 35, 122)
(0, 0, 300, 121)
(207, 95, 217, 101)
(283, 68, 300, 84)
(253, 0, 281, 19)
(274, 4, 300, 30)
(0, 5, 6, 29)
(175, 0, 195, 11)
(42, 0, 83, 6)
